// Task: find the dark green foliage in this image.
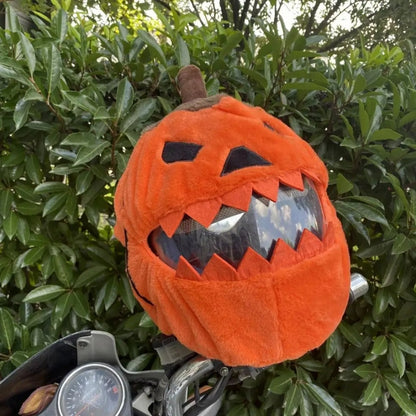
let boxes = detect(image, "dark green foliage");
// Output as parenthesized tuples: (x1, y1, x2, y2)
(0, 3, 415, 415)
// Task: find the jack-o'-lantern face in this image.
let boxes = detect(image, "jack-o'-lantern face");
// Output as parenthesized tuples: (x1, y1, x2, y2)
(114, 95, 350, 367)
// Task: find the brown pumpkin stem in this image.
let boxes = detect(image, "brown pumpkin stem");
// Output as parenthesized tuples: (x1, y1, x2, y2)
(177, 65, 207, 103)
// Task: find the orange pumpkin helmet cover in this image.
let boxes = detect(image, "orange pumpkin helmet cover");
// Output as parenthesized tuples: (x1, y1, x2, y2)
(114, 68, 350, 367)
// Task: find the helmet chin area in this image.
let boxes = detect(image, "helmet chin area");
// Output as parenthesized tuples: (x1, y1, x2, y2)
(149, 177, 324, 273)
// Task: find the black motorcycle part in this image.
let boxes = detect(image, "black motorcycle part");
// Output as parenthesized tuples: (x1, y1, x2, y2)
(0, 330, 91, 415)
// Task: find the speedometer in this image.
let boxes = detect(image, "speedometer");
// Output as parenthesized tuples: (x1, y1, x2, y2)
(57, 363, 126, 416)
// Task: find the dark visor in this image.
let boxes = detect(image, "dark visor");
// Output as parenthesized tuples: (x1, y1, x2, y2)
(150, 177, 324, 273)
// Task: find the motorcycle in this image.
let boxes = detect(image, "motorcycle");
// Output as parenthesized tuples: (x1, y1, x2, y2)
(0, 274, 368, 416)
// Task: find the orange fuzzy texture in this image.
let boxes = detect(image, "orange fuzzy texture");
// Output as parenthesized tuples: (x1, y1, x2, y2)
(114, 96, 350, 367)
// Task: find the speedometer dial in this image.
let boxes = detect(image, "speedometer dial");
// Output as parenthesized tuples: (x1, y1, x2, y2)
(57, 363, 126, 416)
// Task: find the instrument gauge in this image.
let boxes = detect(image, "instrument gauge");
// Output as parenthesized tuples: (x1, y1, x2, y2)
(57, 363, 126, 416)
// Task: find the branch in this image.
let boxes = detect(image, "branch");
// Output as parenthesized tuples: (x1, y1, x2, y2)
(315, 0, 344, 34)
(304, 0, 322, 37)
(317, 10, 378, 52)
(219, 0, 230, 25)
(239, 0, 251, 30)
(251, 0, 268, 21)
(230, 0, 241, 30)
(274, 0, 284, 26)
(153, 0, 171, 11)
(189, 0, 206, 27)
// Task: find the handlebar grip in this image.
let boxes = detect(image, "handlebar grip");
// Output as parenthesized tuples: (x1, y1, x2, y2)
(349, 273, 369, 303)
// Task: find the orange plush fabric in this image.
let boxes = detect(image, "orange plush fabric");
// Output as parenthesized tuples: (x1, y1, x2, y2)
(114, 96, 350, 367)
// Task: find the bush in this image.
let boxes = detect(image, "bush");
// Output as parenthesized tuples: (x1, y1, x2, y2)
(0, 3, 415, 415)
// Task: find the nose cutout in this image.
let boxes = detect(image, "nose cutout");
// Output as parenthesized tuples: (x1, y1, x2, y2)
(221, 146, 272, 176)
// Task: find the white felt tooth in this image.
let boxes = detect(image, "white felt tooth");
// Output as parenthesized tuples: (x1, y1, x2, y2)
(185, 199, 222, 228)
(279, 171, 304, 191)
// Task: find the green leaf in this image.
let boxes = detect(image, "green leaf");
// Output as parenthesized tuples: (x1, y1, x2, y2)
(390, 339, 406, 377)
(219, 32, 244, 59)
(5, 2, 21, 31)
(104, 277, 118, 311)
(63, 91, 98, 113)
(386, 173, 410, 212)
(126, 353, 154, 371)
(61, 132, 96, 146)
(269, 369, 295, 394)
(25, 154, 43, 184)
(372, 335, 388, 355)
(20, 245, 46, 266)
(35, 182, 68, 194)
(10, 351, 30, 368)
(0, 190, 14, 219)
(399, 110, 416, 127)
(18, 33, 36, 76)
(385, 377, 416, 415)
(27, 309, 52, 328)
(283, 383, 300, 416)
(369, 128, 402, 141)
(176, 34, 190, 67)
(282, 82, 328, 92)
(13, 98, 31, 131)
(47, 44, 62, 96)
(392, 233, 415, 255)
(408, 372, 416, 391)
(116, 78, 134, 122)
(344, 201, 388, 226)
(0, 263, 13, 287)
(373, 289, 389, 320)
(299, 389, 313, 416)
(53, 292, 73, 323)
(74, 141, 110, 166)
(361, 377, 381, 406)
(14, 269, 26, 290)
(354, 364, 377, 380)
(334, 201, 370, 244)
(73, 265, 107, 288)
(55, 9, 68, 44)
(42, 192, 68, 216)
(119, 276, 136, 313)
(120, 98, 157, 133)
(336, 173, 353, 194)
(23, 285, 66, 303)
(52, 254, 73, 287)
(0, 308, 15, 352)
(71, 291, 90, 319)
(390, 335, 416, 356)
(338, 322, 363, 347)
(0, 63, 32, 86)
(75, 169, 94, 195)
(359, 101, 370, 138)
(381, 254, 402, 287)
(139, 312, 156, 328)
(137, 30, 167, 67)
(3, 212, 18, 239)
(302, 383, 342, 416)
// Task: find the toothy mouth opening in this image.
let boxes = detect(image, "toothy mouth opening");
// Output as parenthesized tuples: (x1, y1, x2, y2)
(149, 176, 325, 273)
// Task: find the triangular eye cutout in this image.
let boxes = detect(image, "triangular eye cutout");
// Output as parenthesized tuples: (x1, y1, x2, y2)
(162, 142, 202, 163)
(221, 146, 272, 176)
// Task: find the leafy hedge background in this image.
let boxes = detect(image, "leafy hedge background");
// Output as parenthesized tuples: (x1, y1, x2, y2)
(1, 2, 416, 415)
